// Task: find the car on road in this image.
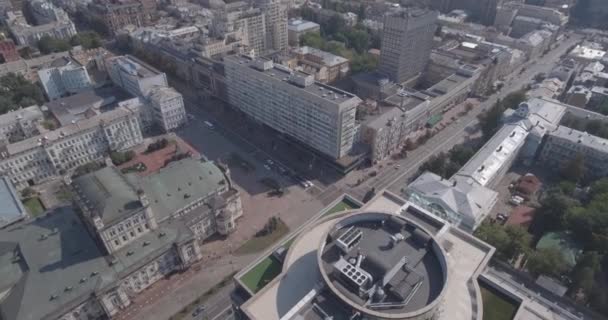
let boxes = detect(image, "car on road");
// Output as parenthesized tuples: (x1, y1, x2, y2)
(204, 121, 214, 128)
(278, 166, 287, 175)
(192, 305, 206, 317)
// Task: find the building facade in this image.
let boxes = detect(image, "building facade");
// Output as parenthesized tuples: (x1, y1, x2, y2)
(287, 18, 320, 46)
(0, 105, 44, 143)
(37, 61, 92, 100)
(6, 10, 76, 46)
(539, 126, 608, 180)
(88, 1, 148, 36)
(378, 8, 438, 84)
(292, 46, 349, 83)
(0, 105, 143, 189)
(255, 0, 288, 52)
(147, 86, 187, 132)
(106, 55, 186, 132)
(224, 55, 360, 160)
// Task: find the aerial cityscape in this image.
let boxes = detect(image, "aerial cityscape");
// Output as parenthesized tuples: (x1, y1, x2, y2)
(0, 0, 607, 320)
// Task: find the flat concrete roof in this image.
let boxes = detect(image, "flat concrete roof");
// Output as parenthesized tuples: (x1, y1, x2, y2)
(225, 55, 359, 106)
(319, 212, 446, 316)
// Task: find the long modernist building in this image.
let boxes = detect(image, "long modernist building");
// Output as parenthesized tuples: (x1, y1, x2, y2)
(224, 54, 361, 162)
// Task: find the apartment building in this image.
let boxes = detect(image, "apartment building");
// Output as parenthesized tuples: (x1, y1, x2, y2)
(224, 55, 360, 160)
(5, 10, 76, 46)
(362, 67, 480, 163)
(37, 58, 92, 100)
(292, 46, 349, 83)
(88, 0, 148, 36)
(106, 55, 186, 132)
(0, 105, 143, 189)
(0, 37, 19, 62)
(539, 126, 608, 179)
(107, 55, 167, 97)
(29, 0, 69, 24)
(378, 8, 438, 84)
(287, 18, 319, 46)
(148, 86, 187, 131)
(255, 0, 288, 52)
(0, 105, 44, 143)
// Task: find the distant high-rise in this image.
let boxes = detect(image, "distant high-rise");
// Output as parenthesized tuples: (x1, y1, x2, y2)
(430, 0, 503, 25)
(255, 0, 288, 52)
(378, 8, 438, 84)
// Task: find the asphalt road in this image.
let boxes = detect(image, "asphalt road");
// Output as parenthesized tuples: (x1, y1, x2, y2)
(164, 33, 582, 320)
(342, 33, 583, 201)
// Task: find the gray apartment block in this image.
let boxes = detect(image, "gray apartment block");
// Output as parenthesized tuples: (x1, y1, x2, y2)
(539, 126, 608, 179)
(378, 8, 438, 84)
(224, 55, 361, 160)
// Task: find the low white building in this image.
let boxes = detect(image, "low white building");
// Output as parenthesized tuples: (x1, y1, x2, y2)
(407, 98, 566, 231)
(147, 86, 187, 132)
(106, 55, 187, 132)
(38, 60, 92, 100)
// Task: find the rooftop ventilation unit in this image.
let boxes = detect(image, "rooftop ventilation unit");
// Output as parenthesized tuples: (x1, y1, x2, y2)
(336, 226, 362, 253)
(334, 257, 372, 289)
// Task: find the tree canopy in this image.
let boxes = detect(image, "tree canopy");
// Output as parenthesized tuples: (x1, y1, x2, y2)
(37, 36, 71, 54)
(526, 247, 570, 277)
(475, 223, 531, 261)
(0, 73, 45, 114)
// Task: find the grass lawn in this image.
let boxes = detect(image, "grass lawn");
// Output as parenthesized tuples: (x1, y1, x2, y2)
(480, 285, 519, 320)
(235, 220, 289, 255)
(324, 198, 360, 216)
(23, 197, 45, 217)
(240, 257, 282, 293)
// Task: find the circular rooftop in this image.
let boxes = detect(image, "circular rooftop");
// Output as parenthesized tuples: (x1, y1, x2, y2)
(317, 211, 448, 319)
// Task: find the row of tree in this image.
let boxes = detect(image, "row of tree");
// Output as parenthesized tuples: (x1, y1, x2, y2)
(417, 144, 477, 179)
(37, 31, 102, 54)
(477, 90, 527, 141)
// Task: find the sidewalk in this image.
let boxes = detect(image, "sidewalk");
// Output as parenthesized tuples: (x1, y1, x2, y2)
(116, 253, 255, 320)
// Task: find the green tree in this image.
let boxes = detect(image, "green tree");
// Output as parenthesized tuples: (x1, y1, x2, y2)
(37, 36, 71, 54)
(561, 153, 585, 182)
(526, 248, 570, 277)
(449, 145, 475, 166)
(531, 189, 577, 233)
(478, 100, 504, 141)
(502, 90, 527, 110)
(300, 32, 325, 49)
(571, 251, 602, 295)
(70, 31, 102, 49)
(475, 223, 531, 261)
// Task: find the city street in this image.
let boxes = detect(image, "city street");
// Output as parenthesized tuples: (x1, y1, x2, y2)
(125, 32, 581, 320)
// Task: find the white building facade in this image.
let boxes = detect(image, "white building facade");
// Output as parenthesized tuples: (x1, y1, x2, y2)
(38, 62, 92, 100)
(0, 106, 143, 189)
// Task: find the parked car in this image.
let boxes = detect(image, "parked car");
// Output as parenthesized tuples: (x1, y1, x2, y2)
(497, 213, 508, 221)
(263, 165, 271, 171)
(192, 305, 206, 317)
(204, 121, 214, 128)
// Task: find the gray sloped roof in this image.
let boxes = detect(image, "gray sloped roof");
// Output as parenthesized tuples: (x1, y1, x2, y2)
(409, 172, 497, 224)
(129, 158, 227, 222)
(72, 166, 143, 226)
(0, 207, 116, 320)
